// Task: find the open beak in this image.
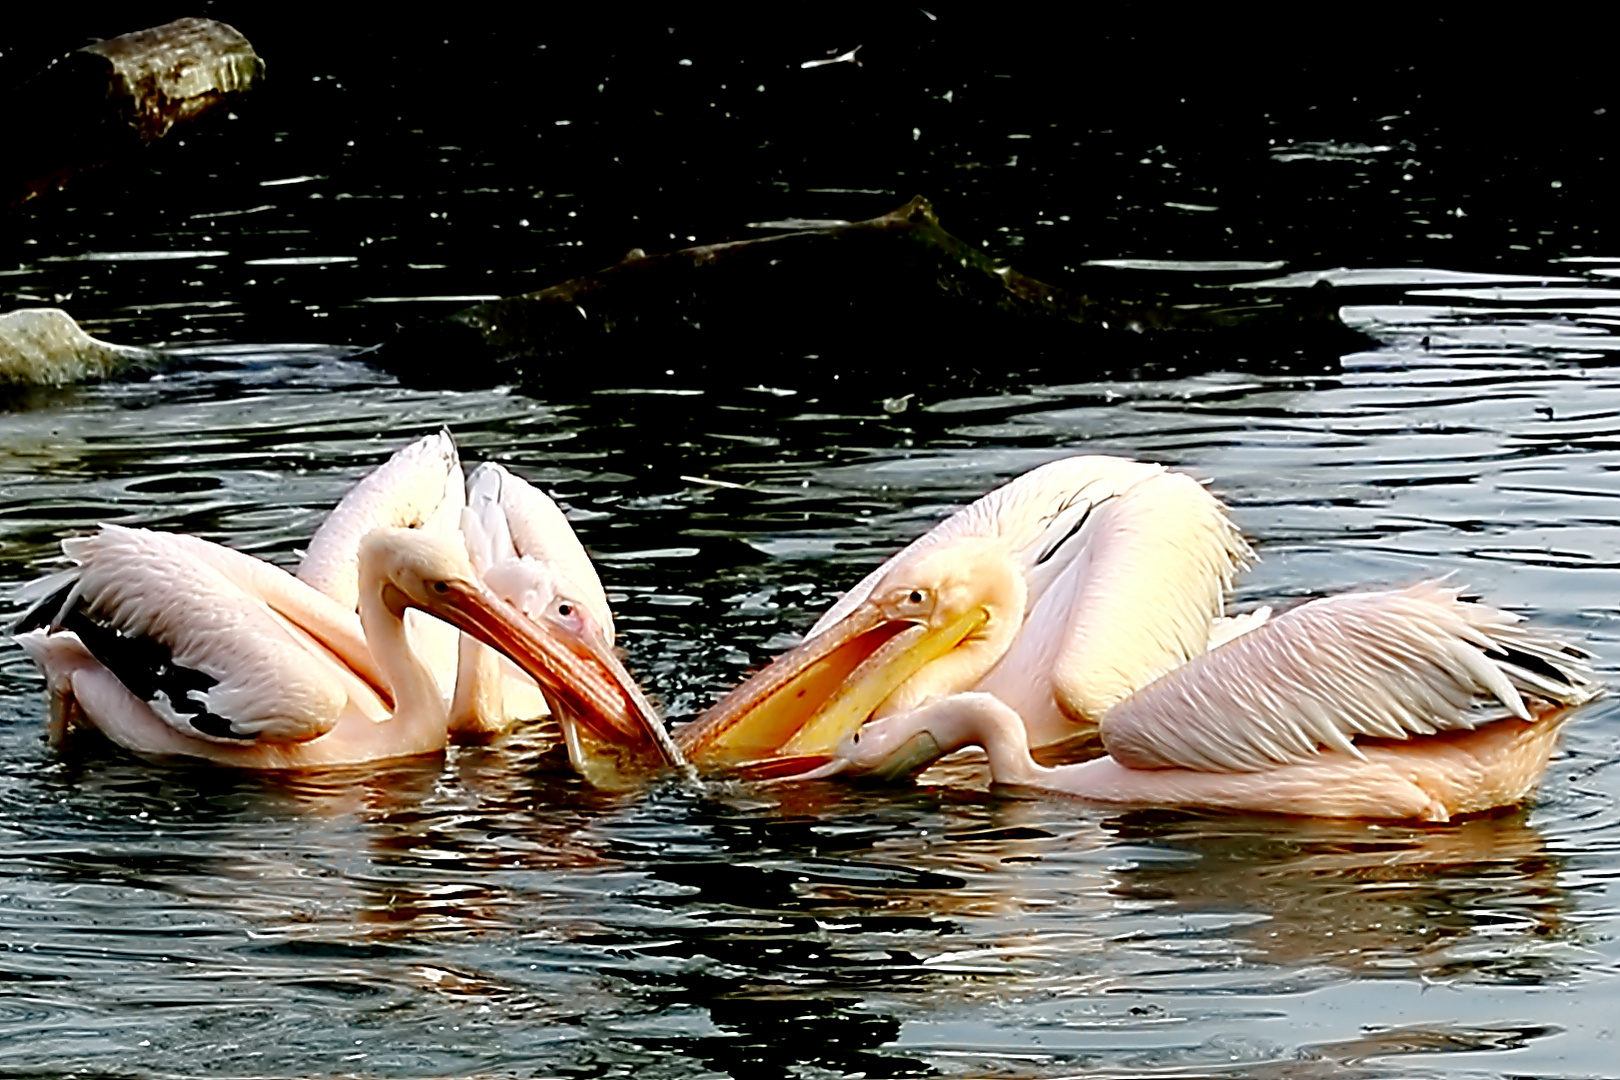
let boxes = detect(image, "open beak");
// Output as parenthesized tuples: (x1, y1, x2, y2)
(428, 581, 685, 785)
(676, 600, 987, 774)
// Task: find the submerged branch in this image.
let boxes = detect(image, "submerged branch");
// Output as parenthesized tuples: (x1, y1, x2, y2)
(367, 197, 1364, 389)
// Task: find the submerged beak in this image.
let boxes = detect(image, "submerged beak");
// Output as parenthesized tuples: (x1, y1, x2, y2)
(428, 581, 685, 785)
(676, 599, 987, 774)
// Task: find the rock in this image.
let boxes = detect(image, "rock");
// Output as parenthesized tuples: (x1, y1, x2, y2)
(0, 308, 159, 384)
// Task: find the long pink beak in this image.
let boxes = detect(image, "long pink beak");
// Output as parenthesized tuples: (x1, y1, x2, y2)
(431, 580, 685, 776)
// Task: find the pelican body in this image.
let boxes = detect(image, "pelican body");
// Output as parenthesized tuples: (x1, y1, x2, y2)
(294, 430, 679, 782)
(680, 457, 1253, 766)
(677, 456, 1600, 821)
(12, 432, 682, 779)
(826, 583, 1596, 821)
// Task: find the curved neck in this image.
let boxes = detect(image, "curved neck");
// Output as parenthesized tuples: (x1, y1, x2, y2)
(299, 433, 463, 609)
(1043, 473, 1247, 722)
(448, 635, 505, 736)
(925, 692, 1048, 787)
(357, 580, 448, 740)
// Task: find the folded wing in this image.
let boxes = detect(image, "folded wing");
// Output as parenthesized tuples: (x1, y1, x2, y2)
(20, 525, 380, 744)
(1099, 582, 1600, 773)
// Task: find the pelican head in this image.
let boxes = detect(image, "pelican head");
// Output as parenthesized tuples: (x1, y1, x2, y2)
(677, 537, 1026, 771)
(361, 528, 684, 781)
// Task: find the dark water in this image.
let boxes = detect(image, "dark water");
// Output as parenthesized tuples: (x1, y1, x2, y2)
(1, 14, 1619, 1079)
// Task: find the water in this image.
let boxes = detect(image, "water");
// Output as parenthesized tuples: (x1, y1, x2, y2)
(2, 14, 1619, 1079)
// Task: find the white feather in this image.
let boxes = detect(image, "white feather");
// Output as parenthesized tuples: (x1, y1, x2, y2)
(298, 430, 463, 608)
(1099, 583, 1598, 773)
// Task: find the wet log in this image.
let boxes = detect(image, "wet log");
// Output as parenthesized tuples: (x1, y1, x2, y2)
(367, 196, 1364, 390)
(5, 17, 263, 210)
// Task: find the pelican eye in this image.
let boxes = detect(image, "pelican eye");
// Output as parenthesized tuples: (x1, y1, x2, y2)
(885, 585, 932, 615)
(431, 581, 450, 594)
(558, 602, 573, 617)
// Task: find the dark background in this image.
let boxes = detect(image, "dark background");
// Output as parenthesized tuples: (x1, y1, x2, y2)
(3, 9, 1615, 350)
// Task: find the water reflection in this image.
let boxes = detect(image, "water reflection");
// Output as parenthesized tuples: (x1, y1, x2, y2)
(1101, 811, 1571, 984)
(457, 779, 1582, 1077)
(667, 780, 1578, 983)
(2, 731, 1602, 1074)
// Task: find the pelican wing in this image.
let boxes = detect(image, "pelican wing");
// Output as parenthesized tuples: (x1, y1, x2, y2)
(155, 531, 379, 679)
(1099, 583, 1601, 773)
(41, 526, 367, 744)
(1208, 607, 1272, 648)
(811, 456, 1171, 636)
(298, 430, 464, 608)
(985, 470, 1254, 726)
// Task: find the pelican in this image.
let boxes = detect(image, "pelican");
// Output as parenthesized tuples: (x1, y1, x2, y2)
(295, 430, 502, 728)
(293, 432, 637, 760)
(455, 459, 672, 786)
(678, 457, 1255, 767)
(12, 524, 681, 774)
(676, 457, 1600, 821)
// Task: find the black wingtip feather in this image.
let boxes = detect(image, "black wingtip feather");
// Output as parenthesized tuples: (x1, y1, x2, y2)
(1034, 493, 1116, 567)
(56, 608, 253, 741)
(12, 578, 77, 635)
(1484, 642, 1577, 689)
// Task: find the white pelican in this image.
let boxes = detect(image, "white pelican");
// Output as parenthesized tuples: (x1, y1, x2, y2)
(296, 430, 494, 726)
(678, 457, 1255, 767)
(676, 457, 1600, 820)
(293, 431, 631, 756)
(12, 524, 681, 775)
(455, 459, 673, 786)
